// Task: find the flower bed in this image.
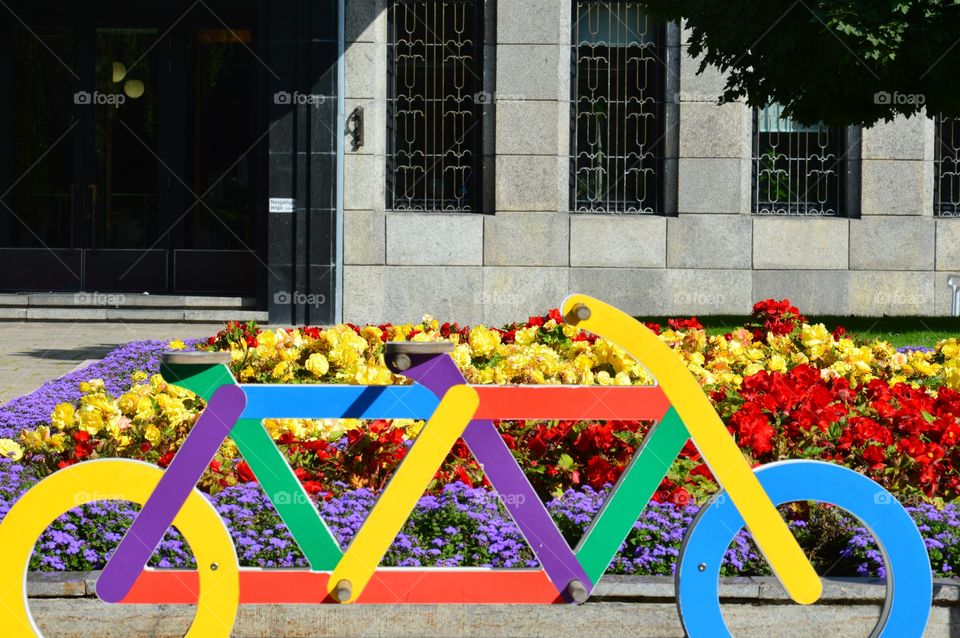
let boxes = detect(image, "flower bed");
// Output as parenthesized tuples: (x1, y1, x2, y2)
(2, 301, 960, 577)
(5, 457, 959, 578)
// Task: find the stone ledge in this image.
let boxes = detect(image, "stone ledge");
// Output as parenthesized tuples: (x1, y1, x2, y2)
(22, 574, 960, 637)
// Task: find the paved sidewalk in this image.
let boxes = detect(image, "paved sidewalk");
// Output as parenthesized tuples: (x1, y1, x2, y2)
(0, 322, 223, 405)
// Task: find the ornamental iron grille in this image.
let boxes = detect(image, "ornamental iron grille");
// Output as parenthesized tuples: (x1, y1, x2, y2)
(387, 0, 483, 212)
(935, 114, 960, 216)
(571, 1, 666, 213)
(753, 105, 845, 216)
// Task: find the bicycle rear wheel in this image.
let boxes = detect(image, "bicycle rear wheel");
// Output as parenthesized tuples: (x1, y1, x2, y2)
(0, 459, 239, 637)
(676, 460, 931, 638)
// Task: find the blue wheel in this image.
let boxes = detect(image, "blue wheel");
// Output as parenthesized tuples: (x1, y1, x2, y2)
(676, 460, 931, 637)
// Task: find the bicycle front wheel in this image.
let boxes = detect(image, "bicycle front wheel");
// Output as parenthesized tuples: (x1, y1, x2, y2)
(676, 460, 932, 638)
(0, 459, 239, 637)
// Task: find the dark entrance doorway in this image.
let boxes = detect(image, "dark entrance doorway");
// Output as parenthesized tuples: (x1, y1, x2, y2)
(0, 1, 264, 295)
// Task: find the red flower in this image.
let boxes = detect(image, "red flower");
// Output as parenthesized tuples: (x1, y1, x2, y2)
(861, 444, 886, 469)
(74, 441, 93, 459)
(454, 466, 474, 488)
(585, 455, 618, 488)
(667, 317, 703, 331)
(236, 461, 256, 483)
(729, 402, 775, 455)
(547, 308, 564, 324)
(158, 451, 176, 468)
(73, 431, 91, 443)
(140, 442, 152, 453)
(302, 480, 324, 495)
(643, 322, 662, 336)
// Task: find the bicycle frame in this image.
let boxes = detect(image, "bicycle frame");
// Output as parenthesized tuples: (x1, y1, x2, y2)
(95, 294, 821, 607)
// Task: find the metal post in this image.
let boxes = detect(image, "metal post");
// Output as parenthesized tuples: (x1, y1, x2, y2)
(949, 275, 960, 317)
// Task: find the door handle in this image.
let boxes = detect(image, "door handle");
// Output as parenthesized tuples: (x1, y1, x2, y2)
(347, 106, 363, 151)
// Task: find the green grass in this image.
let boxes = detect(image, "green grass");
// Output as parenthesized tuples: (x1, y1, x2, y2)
(635, 315, 960, 348)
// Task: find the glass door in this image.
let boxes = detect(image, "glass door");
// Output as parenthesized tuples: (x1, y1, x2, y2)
(0, 2, 262, 296)
(0, 27, 82, 290)
(84, 28, 167, 291)
(173, 27, 260, 294)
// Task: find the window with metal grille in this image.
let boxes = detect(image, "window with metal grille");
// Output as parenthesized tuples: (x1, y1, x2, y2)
(753, 105, 850, 216)
(571, 1, 666, 214)
(936, 114, 960, 216)
(387, 0, 483, 212)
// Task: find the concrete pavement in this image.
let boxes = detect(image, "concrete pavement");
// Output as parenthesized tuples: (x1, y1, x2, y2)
(0, 322, 223, 404)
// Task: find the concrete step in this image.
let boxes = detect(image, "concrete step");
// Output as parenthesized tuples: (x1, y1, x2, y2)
(0, 293, 267, 323)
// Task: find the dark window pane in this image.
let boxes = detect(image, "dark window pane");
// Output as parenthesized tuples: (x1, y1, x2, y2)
(571, 1, 664, 213)
(8, 28, 75, 248)
(387, 0, 483, 212)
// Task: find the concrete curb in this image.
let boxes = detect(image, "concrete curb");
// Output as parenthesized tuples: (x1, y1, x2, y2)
(22, 573, 960, 637)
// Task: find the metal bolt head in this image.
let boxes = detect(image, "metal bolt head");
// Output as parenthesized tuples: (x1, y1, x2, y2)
(210, 562, 219, 571)
(392, 353, 412, 372)
(334, 579, 352, 603)
(566, 579, 589, 604)
(565, 303, 592, 324)
(698, 563, 706, 572)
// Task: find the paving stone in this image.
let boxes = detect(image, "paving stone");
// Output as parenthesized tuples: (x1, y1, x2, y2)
(0, 323, 223, 405)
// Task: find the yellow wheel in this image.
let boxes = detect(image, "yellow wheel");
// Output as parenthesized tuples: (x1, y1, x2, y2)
(0, 459, 239, 637)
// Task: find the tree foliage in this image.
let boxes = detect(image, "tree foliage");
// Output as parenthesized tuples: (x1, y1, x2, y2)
(639, 0, 960, 126)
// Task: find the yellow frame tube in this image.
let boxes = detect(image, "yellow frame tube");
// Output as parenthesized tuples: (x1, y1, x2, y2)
(562, 294, 821, 605)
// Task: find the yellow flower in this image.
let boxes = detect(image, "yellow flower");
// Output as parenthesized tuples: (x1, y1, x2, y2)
(155, 395, 191, 425)
(468, 325, 501, 358)
(514, 326, 538, 346)
(800, 323, 833, 360)
(118, 392, 140, 415)
(78, 379, 105, 394)
(131, 370, 148, 382)
(452, 344, 473, 369)
(51, 403, 76, 429)
(0, 439, 23, 461)
(144, 425, 162, 446)
(305, 353, 330, 377)
(167, 339, 186, 351)
(767, 354, 787, 373)
(77, 407, 104, 435)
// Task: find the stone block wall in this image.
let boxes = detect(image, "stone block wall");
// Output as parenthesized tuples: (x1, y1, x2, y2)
(340, 1, 953, 324)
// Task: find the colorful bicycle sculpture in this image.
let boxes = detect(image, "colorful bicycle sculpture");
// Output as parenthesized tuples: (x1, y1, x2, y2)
(0, 295, 933, 636)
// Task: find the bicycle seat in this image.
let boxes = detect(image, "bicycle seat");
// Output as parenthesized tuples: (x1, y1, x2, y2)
(162, 351, 232, 366)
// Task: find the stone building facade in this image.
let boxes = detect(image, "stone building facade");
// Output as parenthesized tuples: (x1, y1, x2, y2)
(340, 0, 956, 325)
(0, 0, 953, 325)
